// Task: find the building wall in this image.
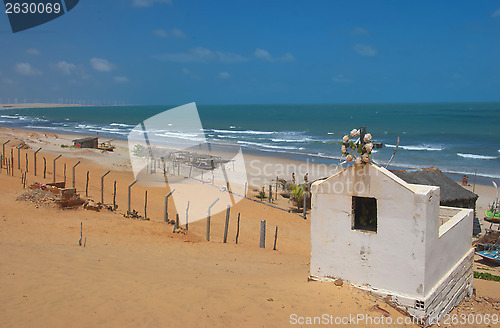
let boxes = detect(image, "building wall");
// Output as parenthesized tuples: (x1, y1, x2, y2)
(423, 205, 473, 296)
(311, 164, 437, 298)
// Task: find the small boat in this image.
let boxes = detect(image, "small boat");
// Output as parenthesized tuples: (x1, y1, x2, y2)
(485, 181, 500, 223)
(98, 140, 115, 152)
(485, 208, 500, 223)
(476, 249, 500, 264)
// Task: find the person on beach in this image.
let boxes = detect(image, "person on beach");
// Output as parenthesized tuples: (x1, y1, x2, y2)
(304, 173, 308, 183)
(292, 172, 295, 184)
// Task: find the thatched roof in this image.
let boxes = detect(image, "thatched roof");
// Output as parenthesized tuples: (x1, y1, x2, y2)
(391, 167, 478, 206)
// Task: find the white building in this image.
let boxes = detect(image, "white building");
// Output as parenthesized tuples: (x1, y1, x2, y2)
(310, 163, 473, 326)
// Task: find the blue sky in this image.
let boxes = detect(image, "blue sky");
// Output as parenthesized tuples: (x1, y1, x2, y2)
(0, 0, 499, 105)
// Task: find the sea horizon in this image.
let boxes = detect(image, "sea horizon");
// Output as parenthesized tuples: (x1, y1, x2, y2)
(1, 102, 499, 183)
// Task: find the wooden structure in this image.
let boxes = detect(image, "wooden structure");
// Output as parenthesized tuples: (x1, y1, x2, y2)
(73, 137, 98, 149)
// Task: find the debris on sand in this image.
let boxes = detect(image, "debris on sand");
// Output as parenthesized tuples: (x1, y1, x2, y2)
(18, 182, 85, 208)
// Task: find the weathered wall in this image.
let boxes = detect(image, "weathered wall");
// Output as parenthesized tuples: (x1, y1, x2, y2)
(310, 164, 436, 298)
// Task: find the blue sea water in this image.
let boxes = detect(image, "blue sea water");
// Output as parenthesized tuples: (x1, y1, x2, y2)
(0, 102, 499, 179)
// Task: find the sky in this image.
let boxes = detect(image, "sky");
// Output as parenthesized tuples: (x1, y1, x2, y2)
(0, 0, 499, 105)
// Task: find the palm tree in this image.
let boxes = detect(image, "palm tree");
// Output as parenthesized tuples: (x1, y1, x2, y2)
(290, 183, 305, 211)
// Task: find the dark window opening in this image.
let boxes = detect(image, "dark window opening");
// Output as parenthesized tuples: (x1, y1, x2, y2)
(352, 196, 377, 232)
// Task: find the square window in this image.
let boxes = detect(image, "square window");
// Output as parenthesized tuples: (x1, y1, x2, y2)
(352, 196, 377, 232)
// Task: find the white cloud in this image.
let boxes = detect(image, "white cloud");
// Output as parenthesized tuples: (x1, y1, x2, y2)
(90, 58, 114, 72)
(353, 44, 378, 56)
(2, 77, 16, 85)
(493, 8, 500, 17)
(26, 48, 39, 55)
(52, 61, 77, 75)
(155, 47, 247, 63)
(153, 28, 187, 38)
(350, 27, 370, 36)
(14, 63, 42, 76)
(332, 74, 353, 83)
(254, 48, 295, 62)
(181, 68, 200, 80)
(218, 72, 231, 79)
(254, 48, 273, 61)
(114, 76, 129, 83)
(133, 0, 171, 7)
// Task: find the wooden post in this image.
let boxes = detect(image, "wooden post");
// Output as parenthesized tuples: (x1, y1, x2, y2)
(273, 226, 278, 251)
(23, 172, 27, 189)
(144, 190, 148, 219)
(2, 140, 10, 164)
(85, 171, 89, 197)
(11, 149, 14, 175)
(235, 213, 241, 244)
(128, 179, 138, 213)
(101, 171, 111, 204)
(113, 181, 117, 210)
(260, 219, 266, 248)
(63, 163, 67, 183)
(185, 201, 190, 230)
(43, 157, 46, 178)
(244, 182, 247, 197)
(79, 222, 83, 246)
(223, 205, 230, 243)
(34, 148, 41, 176)
(175, 213, 179, 230)
(269, 185, 272, 203)
(17, 146, 21, 170)
(303, 188, 307, 219)
(206, 198, 219, 241)
(72, 161, 80, 189)
(164, 189, 175, 222)
(25, 153, 28, 173)
(53, 154, 62, 183)
(0, 154, 2, 170)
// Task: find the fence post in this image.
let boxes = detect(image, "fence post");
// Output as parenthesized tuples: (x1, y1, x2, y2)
(101, 170, 110, 204)
(185, 201, 190, 230)
(43, 157, 46, 178)
(206, 198, 220, 241)
(260, 219, 266, 248)
(85, 171, 89, 197)
(303, 188, 307, 219)
(235, 213, 241, 244)
(128, 179, 138, 213)
(113, 181, 117, 210)
(17, 145, 22, 170)
(34, 148, 41, 176)
(144, 190, 148, 219)
(25, 153, 28, 173)
(273, 226, 278, 251)
(244, 182, 247, 197)
(2, 140, 10, 165)
(269, 185, 272, 203)
(72, 161, 80, 189)
(63, 163, 66, 183)
(164, 189, 175, 222)
(223, 205, 230, 243)
(53, 155, 62, 183)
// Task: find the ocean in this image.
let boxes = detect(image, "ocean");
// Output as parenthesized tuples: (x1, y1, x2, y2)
(1, 102, 499, 180)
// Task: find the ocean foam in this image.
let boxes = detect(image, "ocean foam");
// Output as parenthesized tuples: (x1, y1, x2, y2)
(385, 144, 444, 151)
(211, 129, 275, 135)
(237, 140, 298, 150)
(456, 153, 497, 160)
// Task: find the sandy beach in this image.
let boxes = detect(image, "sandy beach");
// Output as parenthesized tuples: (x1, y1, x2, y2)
(0, 125, 499, 327)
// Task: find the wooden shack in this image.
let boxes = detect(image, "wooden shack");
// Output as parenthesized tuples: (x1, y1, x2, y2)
(73, 137, 98, 149)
